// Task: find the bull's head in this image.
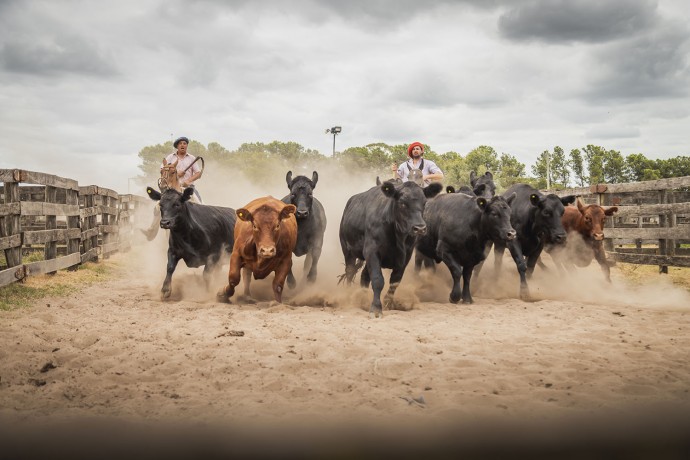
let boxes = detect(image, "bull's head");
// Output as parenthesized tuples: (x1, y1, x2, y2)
(381, 180, 442, 236)
(285, 171, 318, 219)
(146, 186, 194, 229)
(576, 197, 619, 241)
(470, 171, 496, 199)
(236, 202, 296, 259)
(478, 194, 517, 243)
(530, 192, 576, 244)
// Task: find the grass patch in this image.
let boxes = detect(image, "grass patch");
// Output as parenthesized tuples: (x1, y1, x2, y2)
(616, 263, 690, 292)
(0, 256, 123, 311)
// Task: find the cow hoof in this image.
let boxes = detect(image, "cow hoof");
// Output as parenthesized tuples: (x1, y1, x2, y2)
(161, 290, 171, 300)
(462, 298, 473, 304)
(369, 311, 383, 319)
(236, 295, 257, 305)
(449, 294, 461, 304)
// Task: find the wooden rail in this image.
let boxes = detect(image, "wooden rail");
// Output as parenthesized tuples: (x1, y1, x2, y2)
(546, 175, 690, 271)
(1, 168, 152, 287)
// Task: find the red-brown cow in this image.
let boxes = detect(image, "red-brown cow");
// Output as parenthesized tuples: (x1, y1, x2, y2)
(217, 196, 297, 303)
(547, 197, 619, 281)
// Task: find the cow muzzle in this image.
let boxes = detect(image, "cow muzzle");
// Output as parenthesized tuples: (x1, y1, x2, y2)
(593, 233, 604, 241)
(160, 219, 172, 229)
(295, 209, 309, 219)
(259, 246, 276, 259)
(551, 232, 567, 244)
(412, 224, 427, 235)
(505, 230, 517, 241)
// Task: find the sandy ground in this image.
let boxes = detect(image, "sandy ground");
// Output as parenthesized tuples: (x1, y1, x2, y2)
(2, 240, 690, 457)
(2, 171, 690, 457)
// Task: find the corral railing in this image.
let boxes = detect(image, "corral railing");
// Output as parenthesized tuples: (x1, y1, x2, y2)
(1, 168, 151, 288)
(546, 175, 690, 271)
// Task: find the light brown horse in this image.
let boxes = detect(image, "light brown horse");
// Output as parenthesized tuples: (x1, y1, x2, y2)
(141, 158, 196, 241)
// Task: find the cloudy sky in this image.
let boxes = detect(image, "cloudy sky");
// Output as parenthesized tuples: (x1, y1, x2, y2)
(1, 0, 689, 192)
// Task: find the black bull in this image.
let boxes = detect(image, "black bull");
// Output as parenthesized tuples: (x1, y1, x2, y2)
(416, 193, 516, 304)
(339, 181, 443, 318)
(281, 171, 327, 287)
(481, 184, 575, 300)
(146, 187, 236, 299)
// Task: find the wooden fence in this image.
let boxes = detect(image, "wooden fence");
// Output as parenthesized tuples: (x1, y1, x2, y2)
(0, 169, 151, 288)
(3, 168, 690, 288)
(546, 175, 690, 271)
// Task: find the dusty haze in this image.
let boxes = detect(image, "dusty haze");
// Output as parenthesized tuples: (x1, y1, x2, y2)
(2, 164, 690, 458)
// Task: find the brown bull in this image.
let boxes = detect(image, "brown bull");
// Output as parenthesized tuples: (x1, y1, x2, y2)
(547, 197, 619, 281)
(217, 196, 297, 303)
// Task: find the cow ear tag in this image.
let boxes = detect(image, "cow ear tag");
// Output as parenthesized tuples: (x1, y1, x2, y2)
(530, 194, 536, 200)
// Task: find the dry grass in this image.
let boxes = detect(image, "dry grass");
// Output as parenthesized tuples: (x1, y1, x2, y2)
(616, 262, 690, 292)
(0, 255, 123, 311)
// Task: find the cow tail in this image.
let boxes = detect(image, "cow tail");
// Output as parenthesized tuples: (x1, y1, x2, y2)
(337, 258, 365, 285)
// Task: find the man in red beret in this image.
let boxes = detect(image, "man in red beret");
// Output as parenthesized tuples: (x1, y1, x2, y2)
(391, 141, 444, 186)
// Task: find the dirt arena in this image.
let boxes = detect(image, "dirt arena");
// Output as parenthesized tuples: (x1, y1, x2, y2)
(2, 169, 690, 458)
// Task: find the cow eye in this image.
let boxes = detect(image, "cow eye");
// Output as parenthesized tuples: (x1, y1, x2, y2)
(308, 193, 313, 198)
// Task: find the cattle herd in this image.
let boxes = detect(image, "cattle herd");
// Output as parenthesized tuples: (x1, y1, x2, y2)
(144, 169, 619, 318)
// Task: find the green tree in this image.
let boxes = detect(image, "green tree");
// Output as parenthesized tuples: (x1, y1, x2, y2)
(137, 141, 174, 183)
(496, 153, 526, 189)
(569, 148, 586, 186)
(602, 149, 626, 183)
(465, 145, 500, 174)
(583, 144, 606, 185)
(551, 146, 570, 188)
(435, 151, 467, 187)
(625, 153, 653, 182)
(531, 150, 550, 189)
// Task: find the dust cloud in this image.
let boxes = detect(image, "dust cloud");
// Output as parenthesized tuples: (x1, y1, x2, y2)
(127, 162, 690, 312)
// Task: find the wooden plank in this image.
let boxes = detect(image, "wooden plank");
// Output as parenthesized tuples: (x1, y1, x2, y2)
(610, 252, 690, 268)
(0, 265, 26, 288)
(79, 185, 99, 195)
(0, 169, 21, 182)
(20, 202, 80, 217)
(81, 247, 99, 264)
(80, 206, 100, 218)
(0, 234, 21, 251)
(81, 227, 99, 240)
(100, 205, 119, 216)
(99, 225, 119, 234)
(547, 176, 690, 197)
(613, 202, 690, 217)
(23, 228, 82, 244)
(19, 170, 79, 191)
(102, 242, 119, 255)
(24, 252, 81, 276)
(0, 202, 21, 216)
(605, 227, 690, 240)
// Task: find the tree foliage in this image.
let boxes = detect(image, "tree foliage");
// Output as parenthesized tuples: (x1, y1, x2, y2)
(135, 137, 690, 194)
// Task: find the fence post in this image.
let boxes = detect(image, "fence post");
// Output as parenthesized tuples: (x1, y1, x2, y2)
(658, 189, 668, 274)
(67, 188, 80, 271)
(45, 185, 57, 274)
(2, 175, 21, 268)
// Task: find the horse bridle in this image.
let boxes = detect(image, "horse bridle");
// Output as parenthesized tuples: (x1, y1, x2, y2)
(158, 156, 205, 191)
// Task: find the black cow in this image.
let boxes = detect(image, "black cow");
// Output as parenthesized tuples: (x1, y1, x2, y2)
(416, 193, 517, 304)
(146, 187, 236, 299)
(281, 171, 327, 287)
(489, 184, 575, 300)
(446, 171, 496, 199)
(339, 181, 443, 318)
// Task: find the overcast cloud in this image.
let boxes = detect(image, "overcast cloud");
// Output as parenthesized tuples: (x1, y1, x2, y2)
(1, 0, 688, 191)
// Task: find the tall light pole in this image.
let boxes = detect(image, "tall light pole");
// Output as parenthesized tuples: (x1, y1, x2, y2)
(325, 126, 342, 156)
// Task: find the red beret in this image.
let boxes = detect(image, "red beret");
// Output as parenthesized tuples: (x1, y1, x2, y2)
(407, 141, 424, 157)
